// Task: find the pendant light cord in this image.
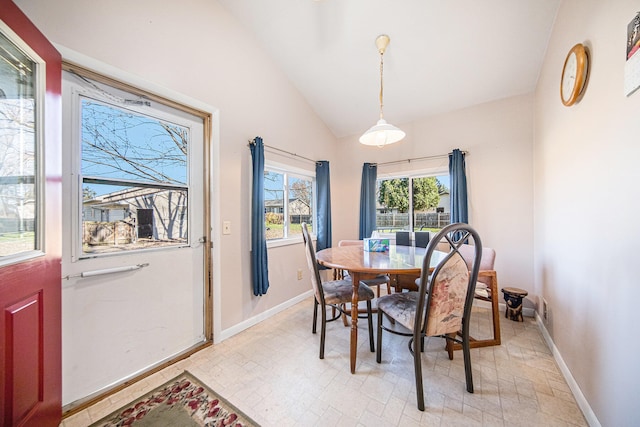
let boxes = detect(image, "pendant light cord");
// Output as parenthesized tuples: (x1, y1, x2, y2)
(379, 51, 385, 120)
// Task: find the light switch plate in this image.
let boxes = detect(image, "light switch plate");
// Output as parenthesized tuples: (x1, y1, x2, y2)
(223, 221, 231, 235)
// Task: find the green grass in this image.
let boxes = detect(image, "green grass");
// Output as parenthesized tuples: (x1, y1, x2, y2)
(266, 222, 305, 240)
(0, 231, 35, 242)
(266, 223, 303, 231)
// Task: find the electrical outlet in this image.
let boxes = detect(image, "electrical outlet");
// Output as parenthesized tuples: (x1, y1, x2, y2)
(543, 298, 548, 321)
(297, 269, 303, 280)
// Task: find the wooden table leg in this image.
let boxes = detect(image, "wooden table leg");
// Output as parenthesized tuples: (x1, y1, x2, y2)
(349, 271, 360, 374)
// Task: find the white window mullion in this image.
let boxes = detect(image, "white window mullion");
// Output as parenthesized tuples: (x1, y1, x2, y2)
(408, 177, 415, 232)
(283, 173, 289, 239)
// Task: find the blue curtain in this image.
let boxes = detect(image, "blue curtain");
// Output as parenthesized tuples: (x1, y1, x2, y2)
(250, 137, 269, 296)
(449, 149, 468, 224)
(359, 163, 377, 239)
(315, 161, 332, 252)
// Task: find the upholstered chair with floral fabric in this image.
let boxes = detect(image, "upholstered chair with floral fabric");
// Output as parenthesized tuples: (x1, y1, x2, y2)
(376, 223, 483, 411)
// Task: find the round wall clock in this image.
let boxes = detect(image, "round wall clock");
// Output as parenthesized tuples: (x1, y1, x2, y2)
(560, 43, 589, 106)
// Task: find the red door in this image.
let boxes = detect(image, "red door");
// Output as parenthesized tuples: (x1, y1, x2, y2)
(0, 1, 62, 426)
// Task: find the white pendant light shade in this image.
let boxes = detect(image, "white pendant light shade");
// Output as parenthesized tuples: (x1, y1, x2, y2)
(360, 34, 405, 147)
(359, 118, 406, 147)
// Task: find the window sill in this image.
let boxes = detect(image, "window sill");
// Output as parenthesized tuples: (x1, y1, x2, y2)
(267, 234, 312, 249)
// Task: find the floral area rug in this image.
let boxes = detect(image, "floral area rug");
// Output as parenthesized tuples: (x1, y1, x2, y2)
(89, 371, 259, 426)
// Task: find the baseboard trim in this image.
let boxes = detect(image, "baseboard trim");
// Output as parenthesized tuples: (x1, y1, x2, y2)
(473, 299, 535, 318)
(216, 290, 313, 343)
(535, 312, 600, 427)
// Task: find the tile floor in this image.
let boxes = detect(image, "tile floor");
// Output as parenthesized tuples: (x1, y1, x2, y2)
(61, 298, 588, 426)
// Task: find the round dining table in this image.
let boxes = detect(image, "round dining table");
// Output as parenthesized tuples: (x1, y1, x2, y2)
(315, 244, 446, 374)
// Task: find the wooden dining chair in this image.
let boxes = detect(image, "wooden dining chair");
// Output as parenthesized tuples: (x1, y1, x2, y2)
(301, 223, 375, 359)
(444, 244, 500, 354)
(376, 222, 483, 411)
(414, 231, 430, 248)
(395, 231, 411, 246)
(394, 231, 417, 292)
(414, 243, 500, 354)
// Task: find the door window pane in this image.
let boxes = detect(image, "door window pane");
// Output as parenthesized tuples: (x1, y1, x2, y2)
(81, 99, 187, 184)
(82, 182, 187, 254)
(0, 31, 38, 258)
(78, 92, 190, 255)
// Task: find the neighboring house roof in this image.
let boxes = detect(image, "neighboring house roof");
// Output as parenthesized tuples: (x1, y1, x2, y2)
(86, 187, 165, 205)
(264, 198, 310, 208)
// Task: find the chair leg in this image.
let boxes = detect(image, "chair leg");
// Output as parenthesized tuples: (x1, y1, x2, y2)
(341, 303, 349, 327)
(376, 308, 383, 363)
(489, 274, 501, 345)
(462, 334, 474, 393)
(319, 303, 327, 359)
(312, 298, 318, 334)
(413, 336, 425, 411)
(367, 300, 375, 352)
(446, 332, 456, 360)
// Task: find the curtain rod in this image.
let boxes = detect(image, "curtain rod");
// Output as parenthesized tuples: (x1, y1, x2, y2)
(248, 139, 320, 165)
(373, 150, 468, 167)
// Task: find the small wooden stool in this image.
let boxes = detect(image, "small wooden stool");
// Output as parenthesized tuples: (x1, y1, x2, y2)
(501, 287, 528, 322)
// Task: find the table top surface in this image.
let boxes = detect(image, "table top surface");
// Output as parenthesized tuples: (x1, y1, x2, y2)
(316, 244, 446, 274)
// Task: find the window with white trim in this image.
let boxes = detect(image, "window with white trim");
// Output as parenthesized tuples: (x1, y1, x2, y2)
(264, 165, 315, 241)
(376, 173, 450, 232)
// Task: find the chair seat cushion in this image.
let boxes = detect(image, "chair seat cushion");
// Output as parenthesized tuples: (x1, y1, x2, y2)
(362, 275, 389, 286)
(474, 282, 489, 298)
(344, 273, 389, 286)
(377, 292, 419, 331)
(322, 279, 375, 305)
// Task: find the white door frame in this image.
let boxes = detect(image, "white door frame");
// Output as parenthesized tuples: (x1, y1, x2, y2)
(58, 46, 219, 413)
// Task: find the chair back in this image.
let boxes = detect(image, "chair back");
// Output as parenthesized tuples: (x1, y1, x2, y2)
(414, 231, 430, 248)
(459, 244, 495, 286)
(338, 240, 361, 247)
(302, 223, 324, 303)
(396, 231, 411, 246)
(415, 223, 482, 338)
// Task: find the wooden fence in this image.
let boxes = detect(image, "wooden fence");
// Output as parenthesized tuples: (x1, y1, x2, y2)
(84, 221, 135, 246)
(376, 212, 451, 230)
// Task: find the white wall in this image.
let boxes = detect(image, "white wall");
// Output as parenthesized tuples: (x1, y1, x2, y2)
(18, 1, 639, 422)
(534, 1, 640, 425)
(15, 0, 337, 405)
(333, 94, 535, 298)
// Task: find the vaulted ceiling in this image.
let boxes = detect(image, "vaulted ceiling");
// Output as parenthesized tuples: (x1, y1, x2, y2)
(218, 0, 561, 138)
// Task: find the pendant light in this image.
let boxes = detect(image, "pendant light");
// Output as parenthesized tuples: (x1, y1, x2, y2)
(359, 34, 405, 147)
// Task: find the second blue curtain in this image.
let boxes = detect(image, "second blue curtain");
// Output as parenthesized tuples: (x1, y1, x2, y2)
(449, 148, 468, 224)
(250, 137, 269, 296)
(315, 161, 332, 252)
(359, 163, 377, 239)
